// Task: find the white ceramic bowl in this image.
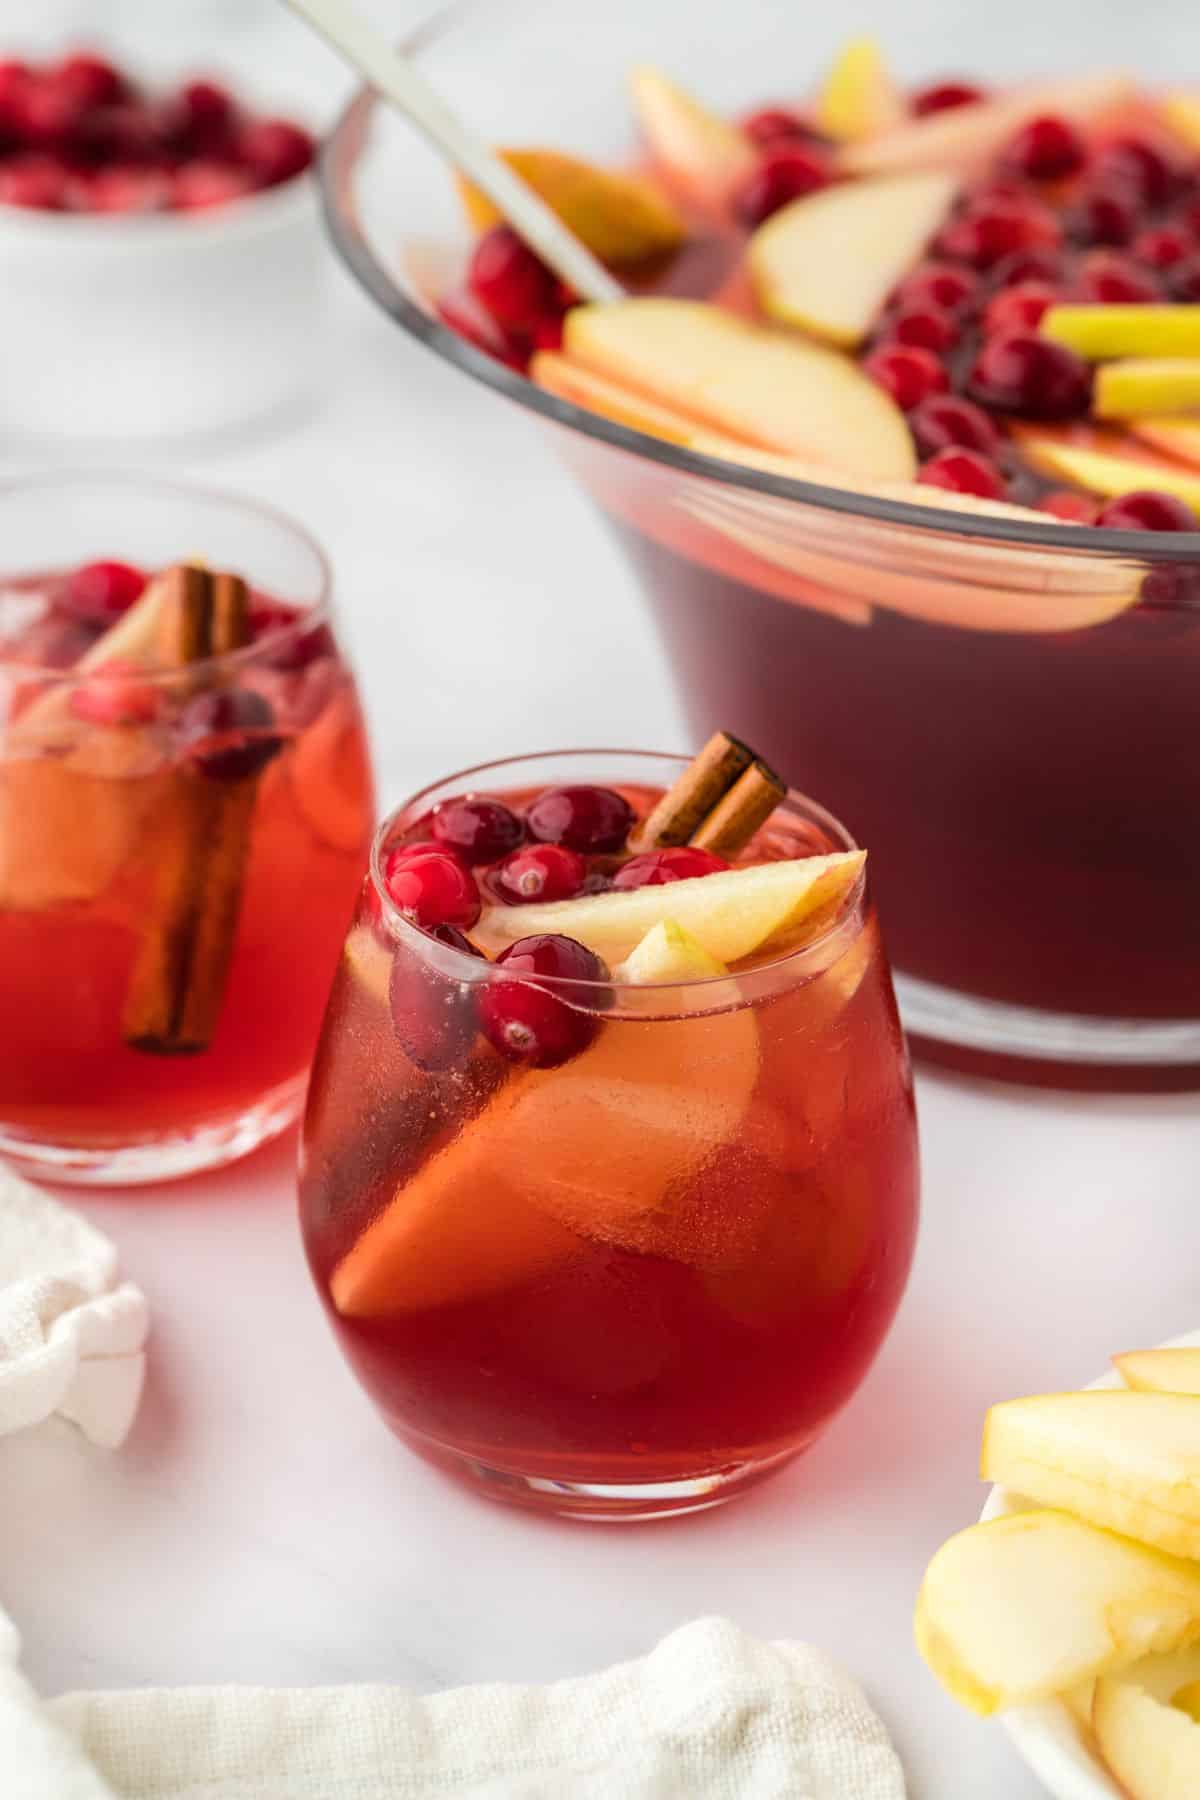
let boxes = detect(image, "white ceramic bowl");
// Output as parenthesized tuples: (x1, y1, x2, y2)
(979, 1328, 1200, 1800)
(0, 172, 326, 441)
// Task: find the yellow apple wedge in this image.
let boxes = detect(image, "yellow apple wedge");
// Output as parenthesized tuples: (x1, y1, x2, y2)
(1117, 1350, 1200, 1397)
(749, 171, 958, 348)
(815, 37, 904, 142)
(456, 148, 686, 267)
(473, 852, 865, 966)
(841, 71, 1135, 175)
(1013, 431, 1200, 511)
(628, 65, 757, 213)
(1160, 93, 1200, 153)
(563, 300, 916, 477)
(1094, 1675, 1200, 1800)
(531, 350, 736, 446)
(1094, 360, 1200, 421)
(612, 916, 725, 985)
(1129, 419, 1200, 468)
(1042, 305, 1200, 361)
(981, 1391, 1200, 1560)
(915, 1510, 1200, 1716)
(1173, 1680, 1200, 1722)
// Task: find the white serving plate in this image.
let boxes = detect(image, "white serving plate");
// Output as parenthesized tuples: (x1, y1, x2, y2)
(979, 1327, 1200, 1800)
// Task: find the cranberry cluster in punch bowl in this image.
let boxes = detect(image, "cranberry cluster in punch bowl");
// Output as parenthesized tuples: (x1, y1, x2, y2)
(323, 7, 1200, 1090)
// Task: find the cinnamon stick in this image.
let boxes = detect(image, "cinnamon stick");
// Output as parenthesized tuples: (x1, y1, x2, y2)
(688, 761, 788, 857)
(122, 567, 260, 1056)
(628, 731, 756, 851)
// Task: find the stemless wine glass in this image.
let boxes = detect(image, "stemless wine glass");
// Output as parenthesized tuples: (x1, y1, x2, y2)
(0, 472, 375, 1184)
(299, 750, 919, 1520)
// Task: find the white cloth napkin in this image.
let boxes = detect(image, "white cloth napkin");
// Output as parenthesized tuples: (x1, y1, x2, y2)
(0, 1176, 905, 1800)
(0, 1165, 147, 1448)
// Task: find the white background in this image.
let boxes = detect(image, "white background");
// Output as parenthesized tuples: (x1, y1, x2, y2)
(1, 5, 1200, 1798)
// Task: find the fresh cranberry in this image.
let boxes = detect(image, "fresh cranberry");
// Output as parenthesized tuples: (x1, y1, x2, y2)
(1071, 181, 1138, 248)
(911, 81, 985, 116)
(966, 333, 1092, 419)
(69, 658, 160, 727)
(382, 846, 481, 929)
(468, 224, 556, 332)
(237, 118, 314, 188)
(1168, 254, 1200, 301)
(909, 394, 1000, 458)
(525, 784, 634, 854)
(918, 448, 1007, 500)
(983, 280, 1057, 337)
(170, 79, 236, 151)
(989, 247, 1068, 288)
(891, 261, 980, 315)
(430, 796, 524, 864)
(741, 106, 814, 146)
(863, 343, 949, 411)
(1132, 226, 1192, 270)
(1001, 115, 1086, 181)
(0, 155, 72, 210)
(170, 160, 255, 211)
(83, 165, 170, 214)
(55, 53, 127, 112)
(1096, 138, 1180, 209)
(531, 313, 565, 353)
(75, 101, 164, 165)
(494, 842, 587, 902)
(611, 847, 728, 888)
(12, 74, 89, 150)
(1095, 491, 1199, 532)
(479, 935, 607, 1067)
(388, 922, 485, 1071)
(177, 688, 285, 782)
(732, 142, 830, 226)
(1076, 251, 1161, 304)
(436, 287, 526, 371)
(885, 303, 961, 352)
(937, 195, 1061, 269)
(1038, 488, 1100, 523)
(63, 560, 147, 623)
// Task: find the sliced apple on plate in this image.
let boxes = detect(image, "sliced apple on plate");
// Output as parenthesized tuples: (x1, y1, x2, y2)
(915, 1509, 1200, 1715)
(981, 1391, 1200, 1560)
(456, 148, 686, 267)
(628, 65, 757, 213)
(1094, 1675, 1200, 1800)
(563, 299, 916, 477)
(1013, 426, 1200, 510)
(474, 851, 865, 966)
(749, 170, 957, 348)
(815, 36, 904, 142)
(1117, 1349, 1200, 1396)
(1042, 305, 1200, 361)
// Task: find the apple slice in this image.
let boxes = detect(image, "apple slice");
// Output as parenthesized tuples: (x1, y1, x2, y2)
(456, 148, 686, 267)
(628, 65, 757, 213)
(981, 1391, 1200, 1560)
(531, 350, 722, 445)
(1095, 360, 1200, 420)
(1117, 1349, 1200, 1397)
(613, 916, 725, 984)
(563, 300, 916, 477)
(915, 1509, 1200, 1715)
(474, 851, 865, 967)
(1128, 418, 1200, 468)
(815, 37, 904, 142)
(749, 170, 959, 349)
(841, 71, 1135, 175)
(1094, 1675, 1200, 1800)
(1043, 305, 1200, 361)
(1161, 93, 1200, 153)
(1174, 1679, 1200, 1722)
(1013, 429, 1200, 510)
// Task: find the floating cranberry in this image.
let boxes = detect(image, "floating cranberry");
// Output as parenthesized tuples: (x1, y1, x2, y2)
(84, 165, 170, 214)
(55, 52, 127, 112)
(1039, 489, 1100, 524)
(494, 842, 586, 903)
(525, 784, 634, 854)
(382, 846, 481, 929)
(171, 160, 255, 211)
(983, 280, 1057, 337)
(966, 333, 1092, 419)
(431, 795, 524, 864)
(891, 260, 980, 315)
(531, 313, 565, 353)
(863, 343, 949, 411)
(741, 106, 815, 146)
(1133, 226, 1192, 270)
(1096, 138, 1180, 209)
(0, 154, 71, 210)
(249, 603, 334, 673)
(479, 934, 607, 1067)
(468, 225, 557, 332)
(1095, 491, 1199, 532)
(388, 922, 485, 1072)
(1071, 182, 1138, 248)
(177, 688, 285, 782)
(989, 247, 1068, 289)
(63, 560, 147, 623)
(76, 101, 164, 165)
(911, 80, 985, 116)
(732, 142, 830, 227)
(171, 79, 236, 150)
(69, 658, 160, 727)
(1168, 254, 1200, 301)
(1076, 251, 1161, 304)
(237, 118, 314, 188)
(918, 448, 1007, 500)
(611, 847, 728, 889)
(937, 194, 1061, 269)
(885, 303, 961, 352)
(1002, 114, 1086, 181)
(909, 394, 1000, 458)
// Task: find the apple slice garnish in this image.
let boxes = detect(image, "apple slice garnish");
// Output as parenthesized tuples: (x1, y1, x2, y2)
(563, 299, 916, 477)
(1013, 426, 1200, 509)
(531, 349, 721, 445)
(1042, 304, 1200, 361)
(456, 147, 687, 267)
(1095, 359, 1200, 421)
(815, 36, 904, 142)
(981, 1390, 1200, 1561)
(840, 70, 1135, 175)
(915, 1509, 1200, 1715)
(1128, 419, 1200, 469)
(612, 915, 726, 984)
(749, 170, 959, 349)
(628, 65, 757, 214)
(1117, 1349, 1200, 1396)
(474, 851, 864, 967)
(1094, 1675, 1200, 1799)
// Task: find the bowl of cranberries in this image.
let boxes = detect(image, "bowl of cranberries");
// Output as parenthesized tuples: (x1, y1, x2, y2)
(0, 49, 322, 439)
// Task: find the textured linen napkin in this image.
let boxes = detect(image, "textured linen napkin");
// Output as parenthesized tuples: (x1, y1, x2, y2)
(0, 1164, 147, 1447)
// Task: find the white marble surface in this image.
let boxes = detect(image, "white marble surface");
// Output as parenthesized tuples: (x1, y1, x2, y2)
(0, 9, 1199, 1797)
